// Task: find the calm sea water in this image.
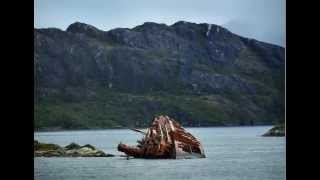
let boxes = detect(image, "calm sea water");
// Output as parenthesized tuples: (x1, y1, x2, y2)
(34, 126, 285, 180)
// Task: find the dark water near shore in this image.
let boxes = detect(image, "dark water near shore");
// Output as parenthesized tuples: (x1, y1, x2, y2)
(34, 126, 285, 180)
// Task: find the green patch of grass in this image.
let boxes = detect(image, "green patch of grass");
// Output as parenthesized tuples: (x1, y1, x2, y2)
(34, 140, 61, 151)
(34, 87, 282, 130)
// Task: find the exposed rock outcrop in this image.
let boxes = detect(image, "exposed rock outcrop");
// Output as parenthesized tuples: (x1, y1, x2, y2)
(262, 124, 285, 137)
(34, 140, 114, 157)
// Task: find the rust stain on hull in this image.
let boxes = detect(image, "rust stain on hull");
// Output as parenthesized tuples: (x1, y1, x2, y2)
(118, 115, 206, 159)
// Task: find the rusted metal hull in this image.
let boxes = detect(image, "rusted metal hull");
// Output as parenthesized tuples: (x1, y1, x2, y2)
(118, 115, 206, 159)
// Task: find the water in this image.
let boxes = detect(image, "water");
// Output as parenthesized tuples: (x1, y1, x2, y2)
(34, 126, 285, 180)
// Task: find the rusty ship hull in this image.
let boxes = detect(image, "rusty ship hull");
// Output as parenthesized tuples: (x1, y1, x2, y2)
(117, 115, 206, 159)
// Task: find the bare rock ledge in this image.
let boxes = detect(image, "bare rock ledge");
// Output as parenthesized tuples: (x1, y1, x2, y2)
(262, 124, 285, 137)
(34, 140, 114, 157)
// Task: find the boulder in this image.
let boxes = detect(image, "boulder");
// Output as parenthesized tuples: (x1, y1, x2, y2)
(80, 144, 96, 150)
(65, 142, 81, 150)
(78, 147, 106, 157)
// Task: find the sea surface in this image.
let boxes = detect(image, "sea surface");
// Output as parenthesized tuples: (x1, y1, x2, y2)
(34, 126, 285, 180)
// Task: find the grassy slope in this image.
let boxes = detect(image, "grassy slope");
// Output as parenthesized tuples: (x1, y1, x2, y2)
(35, 88, 281, 131)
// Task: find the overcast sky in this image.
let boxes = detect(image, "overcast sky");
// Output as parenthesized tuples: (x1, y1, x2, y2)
(34, 0, 285, 47)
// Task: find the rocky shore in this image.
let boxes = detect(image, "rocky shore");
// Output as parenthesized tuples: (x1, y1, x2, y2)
(34, 140, 114, 157)
(262, 124, 285, 137)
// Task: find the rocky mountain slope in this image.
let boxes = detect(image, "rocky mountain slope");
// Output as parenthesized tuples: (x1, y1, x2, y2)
(34, 21, 285, 130)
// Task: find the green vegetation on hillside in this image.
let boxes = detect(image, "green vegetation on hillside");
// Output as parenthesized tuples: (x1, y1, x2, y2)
(35, 88, 281, 131)
(34, 21, 284, 131)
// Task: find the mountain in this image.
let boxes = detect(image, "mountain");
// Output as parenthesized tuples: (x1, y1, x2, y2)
(34, 21, 285, 130)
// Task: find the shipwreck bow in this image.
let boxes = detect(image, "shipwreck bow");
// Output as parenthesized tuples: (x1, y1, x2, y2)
(118, 115, 206, 159)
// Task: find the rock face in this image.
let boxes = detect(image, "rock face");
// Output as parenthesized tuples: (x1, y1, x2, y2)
(262, 124, 285, 137)
(34, 140, 114, 157)
(34, 21, 285, 130)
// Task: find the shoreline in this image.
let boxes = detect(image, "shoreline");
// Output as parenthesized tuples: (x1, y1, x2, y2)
(34, 124, 274, 133)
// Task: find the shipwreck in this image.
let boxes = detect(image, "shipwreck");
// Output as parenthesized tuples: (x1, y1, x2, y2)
(118, 115, 206, 159)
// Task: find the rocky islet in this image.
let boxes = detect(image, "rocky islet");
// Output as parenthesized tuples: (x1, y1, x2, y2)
(34, 140, 114, 157)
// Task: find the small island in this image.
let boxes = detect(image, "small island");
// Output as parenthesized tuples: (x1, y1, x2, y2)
(262, 124, 285, 137)
(34, 140, 114, 157)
